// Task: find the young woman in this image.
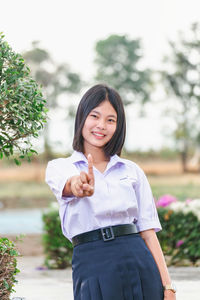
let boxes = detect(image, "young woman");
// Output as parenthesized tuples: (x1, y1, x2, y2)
(45, 84, 176, 300)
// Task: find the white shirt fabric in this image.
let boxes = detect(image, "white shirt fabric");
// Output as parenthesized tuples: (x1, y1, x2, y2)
(45, 151, 161, 242)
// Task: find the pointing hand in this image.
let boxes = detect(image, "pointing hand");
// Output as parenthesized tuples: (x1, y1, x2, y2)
(69, 154, 95, 198)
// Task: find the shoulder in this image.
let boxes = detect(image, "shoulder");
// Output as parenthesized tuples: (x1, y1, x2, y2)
(119, 157, 150, 189)
(46, 156, 72, 167)
(46, 155, 75, 174)
(119, 157, 145, 175)
(47, 156, 72, 165)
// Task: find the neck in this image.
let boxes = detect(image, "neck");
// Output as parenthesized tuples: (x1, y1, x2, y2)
(83, 145, 109, 163)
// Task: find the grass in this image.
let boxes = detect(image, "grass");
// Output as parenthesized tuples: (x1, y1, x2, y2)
(0, 181, 53, 198)
(0, 181, 54, 209)
(148, 174, 200, 201)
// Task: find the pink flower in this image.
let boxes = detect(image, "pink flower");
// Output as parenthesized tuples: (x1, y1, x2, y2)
(156, 194, 177, 208)
(186, 198, 192, 205)
(176, 240, 184, 248)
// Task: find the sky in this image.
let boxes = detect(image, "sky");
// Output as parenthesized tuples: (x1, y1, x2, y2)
(1, 0, 200, 152)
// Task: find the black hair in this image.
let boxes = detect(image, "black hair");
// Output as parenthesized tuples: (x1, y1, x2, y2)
(72, 84, 126, 156)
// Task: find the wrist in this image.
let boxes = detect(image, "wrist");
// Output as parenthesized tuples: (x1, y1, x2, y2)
(63, 177, 73, 196)
(163, 282, 177, 293)
(67, 177, 72, 192)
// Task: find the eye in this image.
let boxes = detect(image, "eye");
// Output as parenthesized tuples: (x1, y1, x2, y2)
(108, 118, 116, 123)
(90, 114, 98, 118)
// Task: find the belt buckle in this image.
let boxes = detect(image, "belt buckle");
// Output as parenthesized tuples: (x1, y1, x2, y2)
(101, 226, 115, 242)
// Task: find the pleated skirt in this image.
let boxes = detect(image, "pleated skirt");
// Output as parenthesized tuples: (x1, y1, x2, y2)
(72, 233, 164, 300)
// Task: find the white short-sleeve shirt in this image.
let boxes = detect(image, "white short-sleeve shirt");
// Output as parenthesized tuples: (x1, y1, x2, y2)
(45, 151, 161, 241)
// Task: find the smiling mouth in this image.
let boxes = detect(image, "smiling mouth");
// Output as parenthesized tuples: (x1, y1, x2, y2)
(92, 132, 105, 137)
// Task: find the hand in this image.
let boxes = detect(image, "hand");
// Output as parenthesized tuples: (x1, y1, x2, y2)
(70, 154, 95, 197)
(164, 290, 176, 300)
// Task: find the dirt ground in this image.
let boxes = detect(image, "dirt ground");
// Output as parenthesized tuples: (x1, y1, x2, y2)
(0, 162, 45, 182)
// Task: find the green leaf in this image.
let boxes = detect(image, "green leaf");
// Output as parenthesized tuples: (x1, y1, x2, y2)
(14, 158, 21, 165)
(3, 279, 10, 290)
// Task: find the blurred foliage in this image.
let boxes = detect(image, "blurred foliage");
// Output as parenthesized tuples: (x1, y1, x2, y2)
(0, 33, 47, 164)
(42, 209, 73, 269)
(0, 237, 20, 299)
(95, 34, 153, 105)
(23, 41, 83, 159)
(158, 208, 200, 264)
(161, 22, 200, 172)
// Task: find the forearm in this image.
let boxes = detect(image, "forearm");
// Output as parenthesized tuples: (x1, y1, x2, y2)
(140, 229, 171, 285)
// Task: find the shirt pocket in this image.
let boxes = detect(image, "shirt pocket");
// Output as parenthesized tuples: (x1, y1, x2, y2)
(119, 175, 137, 186)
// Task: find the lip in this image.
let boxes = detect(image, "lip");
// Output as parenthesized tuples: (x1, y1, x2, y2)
(92, 131, 106, 139)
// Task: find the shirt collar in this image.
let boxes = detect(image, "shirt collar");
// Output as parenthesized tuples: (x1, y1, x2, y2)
(70, 151, 88, 164)
(70, 151, 125, 168)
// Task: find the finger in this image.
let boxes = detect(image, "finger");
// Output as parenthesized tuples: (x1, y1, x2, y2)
(80, 171, 88, 184)
(76, 182, 83, 192)
(84, 190, 91, 197)
(74, 181, 82, 193)
(71, 185, 83, 197)
(87, 154, 94, 186)
(72, 182, 82, 196)
(74, 190, 83, 197)
(77, 178, 83, 187)
(82, 183, 94, 192)
(84, 188, 94, 197)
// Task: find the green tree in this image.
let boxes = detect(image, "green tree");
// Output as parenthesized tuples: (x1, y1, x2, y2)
(161, 23, 200, 172)
(0, 33, 47, 164)
(23, 41, 83, 158)
(95, 34, 152, 105)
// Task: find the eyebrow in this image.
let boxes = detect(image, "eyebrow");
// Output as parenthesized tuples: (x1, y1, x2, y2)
(91, 110, 117, 119)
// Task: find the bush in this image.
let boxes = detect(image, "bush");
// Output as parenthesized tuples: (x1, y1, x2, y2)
(157, 208, 200, 264)
(0, 237, 20, 300)
(0, 33, 47, 164)
(42, 209, 73, 269)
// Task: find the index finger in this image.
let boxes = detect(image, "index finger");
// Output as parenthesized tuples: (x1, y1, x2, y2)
(87, 154, 94, 185)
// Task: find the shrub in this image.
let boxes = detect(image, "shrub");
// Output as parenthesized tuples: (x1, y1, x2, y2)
(0, 237, 20, 300)
(42, 209, 73, 269)
(0, 33, 47, 164)
(157, 208, 200, 264)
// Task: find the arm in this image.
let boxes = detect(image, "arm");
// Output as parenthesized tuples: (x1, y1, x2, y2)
(140, 229, 176, 300)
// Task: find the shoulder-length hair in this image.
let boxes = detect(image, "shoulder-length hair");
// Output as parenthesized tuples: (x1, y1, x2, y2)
(72, 84, 126, 157)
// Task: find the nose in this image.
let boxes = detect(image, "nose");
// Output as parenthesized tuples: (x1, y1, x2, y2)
(97, 118, 106, 130)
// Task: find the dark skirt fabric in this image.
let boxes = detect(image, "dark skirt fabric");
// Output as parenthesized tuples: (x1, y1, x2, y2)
(72, 233, 164, 300)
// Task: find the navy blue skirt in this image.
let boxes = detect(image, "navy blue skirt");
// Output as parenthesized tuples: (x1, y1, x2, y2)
(72, 233, 164, 300)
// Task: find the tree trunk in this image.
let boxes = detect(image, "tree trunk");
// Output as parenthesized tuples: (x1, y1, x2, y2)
(180, 140, 188, 173)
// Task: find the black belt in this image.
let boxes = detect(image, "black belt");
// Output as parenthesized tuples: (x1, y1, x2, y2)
(72, 223, 138, 246)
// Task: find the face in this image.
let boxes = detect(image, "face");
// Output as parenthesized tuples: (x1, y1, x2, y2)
(82, 100, 117, 153)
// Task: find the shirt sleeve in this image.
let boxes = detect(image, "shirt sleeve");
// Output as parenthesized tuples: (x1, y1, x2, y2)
(45, 158, 79, 204)
(134, 164, 162, 232)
